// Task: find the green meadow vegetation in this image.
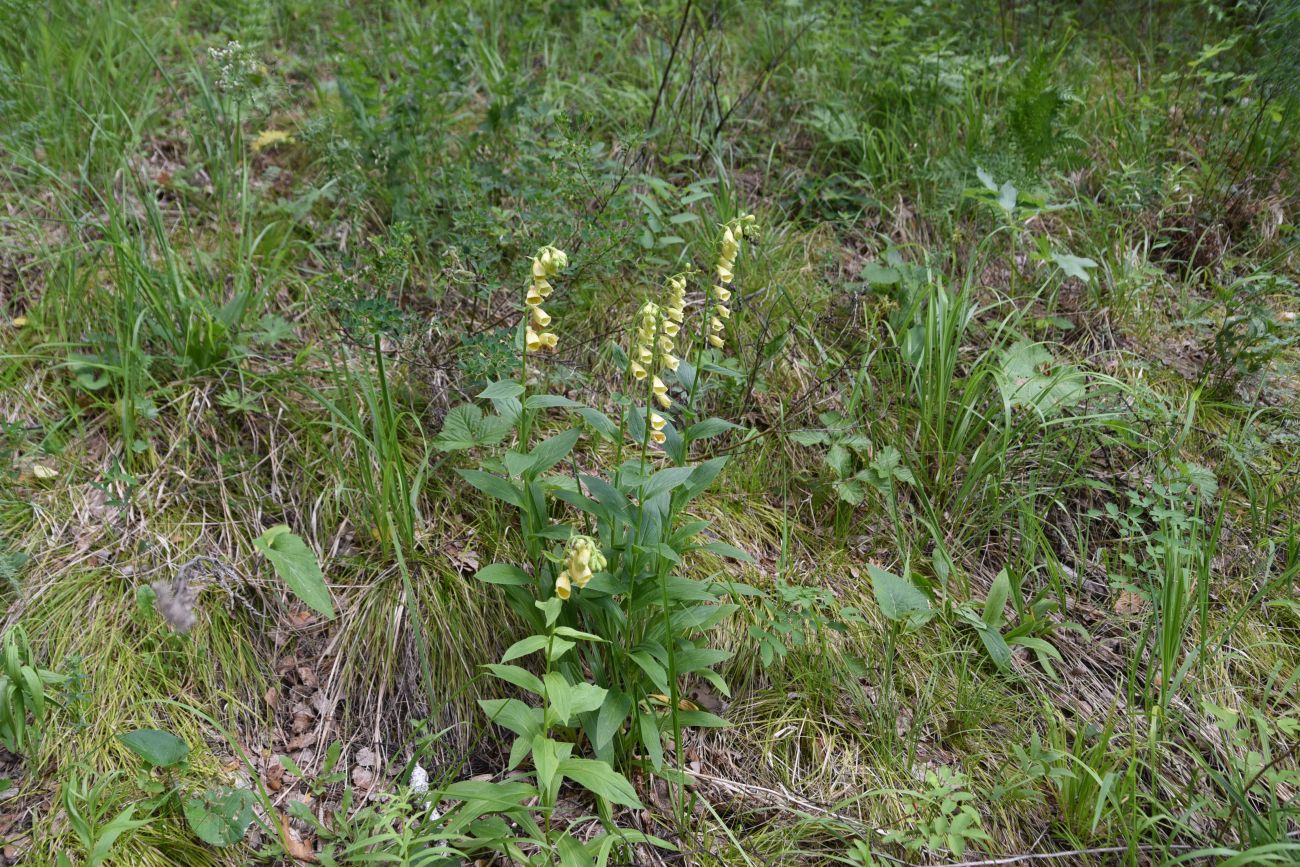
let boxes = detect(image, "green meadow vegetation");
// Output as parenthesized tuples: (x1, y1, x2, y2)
(1, 0, 1299, 863)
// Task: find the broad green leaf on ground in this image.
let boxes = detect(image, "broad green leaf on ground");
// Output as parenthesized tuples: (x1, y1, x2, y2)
(254, 525, 334, 618)
(433, 403, 511, 452)
(119, 729, 189, 768)
(1052, 251, 1098, 283)
(184, 786, 256, 847)
(867, 564, 933, 628)
(997, 340, 1086, 417)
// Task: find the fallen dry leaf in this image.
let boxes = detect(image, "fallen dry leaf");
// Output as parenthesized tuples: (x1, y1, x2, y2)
(279, 812, 317, 863)
(1113, 590, 1147, 615)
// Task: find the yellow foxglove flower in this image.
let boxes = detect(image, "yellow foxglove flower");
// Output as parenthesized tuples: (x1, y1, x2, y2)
(540, 331, 558, 349)
(650, 429, 666, 444)
(526, 327, 542, 352)
(526, 287, 544, 306)
(631, 361, 648, 380)
(709, 334, 724, 349)
(716, 264, 734, 284)
(655, 391, 671, 409)
(662, 352, 680, 371)
(652, 376, 667, 397)
(663, 319, 679, 337)
(555, 570, 572, 600)
(658, 335, 674, 353)
(533, 278, 553, 297)
(715, 285, 731, 302)
(715, 304, 730, 319)
(532, 306, 551, 327)
(650, 412, 666, 431)
(721, 227, 739, 257)
(710, 316, 724, 332)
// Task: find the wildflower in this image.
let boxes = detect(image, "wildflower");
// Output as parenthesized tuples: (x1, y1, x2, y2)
(716, 227, 739, 284)
(525, 246, 566, 352)
(556, 535, 605, 599)
(665, 275, 687, 324)
(251, 129, 292, 153)
(650, 412, 667, 445)
(631, 301, 661, 375)
(707, 217, 757, 354)
(652, 376, 670, 409)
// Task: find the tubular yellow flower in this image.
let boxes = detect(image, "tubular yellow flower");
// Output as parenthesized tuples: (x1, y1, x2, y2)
(650, 412, 666, 431)
(709, 334, 724, 349)
(630, 361, 648, 380)
(555, 571, 572, 600)
(524, 245, 566, 353)
(716, 263, 734, 284)
(652, 376, 667, 398)
(715, 304, 730, 319)
(650, 429, 666, 444)
(655, 392, 671, 409)
(662, 352, 680, 371)
(715, 285, 731, 302)
(721, 226, 739, 257)
(561, 536, 604, 592)
(710, 316, 724, 332)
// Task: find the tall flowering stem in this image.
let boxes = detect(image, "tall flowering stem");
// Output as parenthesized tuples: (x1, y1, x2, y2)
(519, 245, 566, 447)
(685, 214, 756, 418)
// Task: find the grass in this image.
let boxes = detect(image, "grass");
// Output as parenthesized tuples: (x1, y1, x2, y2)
(2, 0, 1299, 864)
